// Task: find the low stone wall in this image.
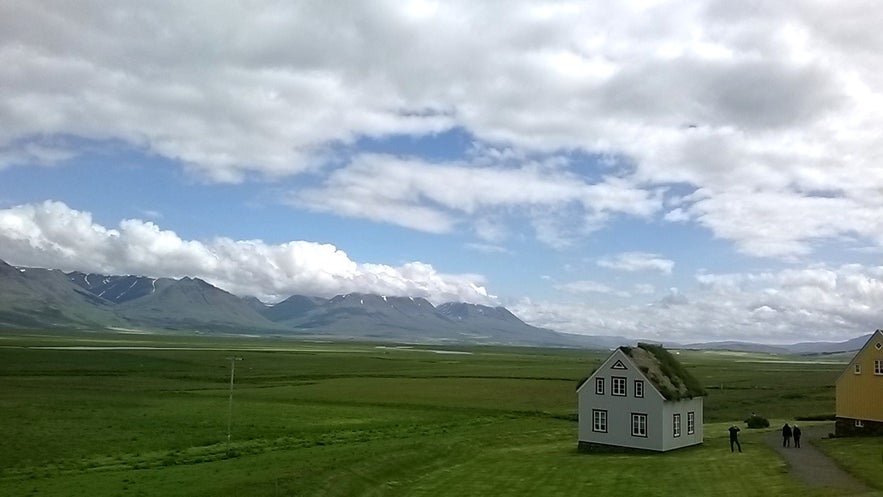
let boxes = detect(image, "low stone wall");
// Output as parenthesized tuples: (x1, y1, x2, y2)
(834, 417, 883, 437)
(578, 441, 657, 454)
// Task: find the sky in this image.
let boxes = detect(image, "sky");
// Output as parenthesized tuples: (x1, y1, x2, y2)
(2, 1, 883, 344)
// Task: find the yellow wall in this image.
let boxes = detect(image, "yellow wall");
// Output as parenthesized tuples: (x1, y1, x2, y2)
(836, 331, 883, 422)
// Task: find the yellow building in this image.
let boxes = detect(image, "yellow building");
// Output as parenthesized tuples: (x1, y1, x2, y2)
(835, 329, 883, 436)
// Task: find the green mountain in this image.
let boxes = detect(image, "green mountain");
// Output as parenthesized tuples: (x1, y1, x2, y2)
(0, 260, 126, 329)
(114, 277, 282, 332)
(0, 260, 621, 347)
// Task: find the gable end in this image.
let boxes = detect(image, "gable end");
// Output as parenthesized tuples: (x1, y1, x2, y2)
(836, 329, 883, 385)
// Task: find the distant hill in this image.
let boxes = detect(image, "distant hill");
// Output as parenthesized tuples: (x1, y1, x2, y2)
(113, 277, 283, 332)
(260, 293, 616, 347)
(679, 341, 791, 354)
(679, 336, 871, 355)
(788, 334, 873, 354)
(0, 260, 126, 328)
(0, 259, 873, 351)
(68, 272, 156, 303)
(0, 260, 618, 347)
(261, 294, 325, 323)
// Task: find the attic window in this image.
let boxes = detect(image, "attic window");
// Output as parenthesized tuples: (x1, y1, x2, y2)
(876, 342, 882, 350)
(611, 360, 628, 370)
(854, 363, 861, 374)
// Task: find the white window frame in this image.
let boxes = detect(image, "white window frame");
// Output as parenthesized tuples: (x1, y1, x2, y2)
(595, 377, 605, 395)
(855, 419, 864, 428)
(854, 363, 861, 374)
(631, 413, 648, 437)
(634, 379, 644, 398)
(612, 376, 627, 396)
(875, 359, 883, 375)
(673, 413, 681, 438)
(687, 411, 695, 435)
(592, 409, 608, 433)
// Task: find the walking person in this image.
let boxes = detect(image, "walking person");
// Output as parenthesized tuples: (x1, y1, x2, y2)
(729, 425, 742, 453)
(782, 423, 792, 447)
(792, 425, 801, 448)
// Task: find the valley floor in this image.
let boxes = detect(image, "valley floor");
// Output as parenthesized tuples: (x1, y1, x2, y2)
(0, 332, 878, 496)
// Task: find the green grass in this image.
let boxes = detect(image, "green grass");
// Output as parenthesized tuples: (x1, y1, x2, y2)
(814, 436, 883, 491)
(0, 332, 858, 496)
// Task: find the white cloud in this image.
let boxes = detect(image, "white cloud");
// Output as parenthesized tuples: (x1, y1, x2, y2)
(4, 0, 883, 348)
(557, 280, 631, 298)
(598, 252, 674, 274)
(0, 139, 76, 169)
(634, 283, 656, 295)
(515, 264, 883, 344)
(472, 217, 509, 243)
(0, 201, 492, 304)
(294, 153, 661, 246)
(673, 188, 883, 258)
(137, 209, 163, 220)
(3, 2, 883, 256)
(464, 243, 512, 255)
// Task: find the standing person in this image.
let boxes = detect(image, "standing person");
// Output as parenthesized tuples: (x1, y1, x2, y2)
(782, 423, 792, 447)
(792, 425, 801, 448)
(729, 425, 742, 453)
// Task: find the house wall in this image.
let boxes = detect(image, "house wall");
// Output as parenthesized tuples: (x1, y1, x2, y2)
(661, 398, 703, 451)
(835, 331, 883, 424)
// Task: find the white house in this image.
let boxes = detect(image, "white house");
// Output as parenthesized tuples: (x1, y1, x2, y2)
(578, 343, 705, 452)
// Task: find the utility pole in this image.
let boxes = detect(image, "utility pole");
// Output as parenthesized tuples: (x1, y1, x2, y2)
(226, 356, 243, 452)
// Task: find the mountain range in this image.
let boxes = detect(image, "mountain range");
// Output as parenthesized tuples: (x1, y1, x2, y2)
(0, 259, 624, 347)
(0, 259, 871, 353)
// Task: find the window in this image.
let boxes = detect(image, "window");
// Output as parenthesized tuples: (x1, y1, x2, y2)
(687, 412, 695, 435)
(592, 410, 608, 432)
(673, 413, 681, 438)
(875, 360, 882, 375)
(634, 380, 644, 398)
(595, 377, 605, 395)
(876, 342, 882, 350)
(632, 413, 647, 437)
(855, 419, 864, 428)
(854, 363, 861, 374)
(612, 377, 627, 396)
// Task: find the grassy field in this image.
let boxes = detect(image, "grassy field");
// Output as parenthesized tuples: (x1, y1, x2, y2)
(0, 330, 865, 496)
(815, 436, 883, 491)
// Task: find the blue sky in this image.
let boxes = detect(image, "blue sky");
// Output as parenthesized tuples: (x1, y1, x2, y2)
(2, 1, 883, 344)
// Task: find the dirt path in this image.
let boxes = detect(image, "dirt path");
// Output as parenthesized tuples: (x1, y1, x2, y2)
(762, 423, 878, 496)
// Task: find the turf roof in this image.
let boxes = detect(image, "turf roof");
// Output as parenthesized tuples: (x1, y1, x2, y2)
(621, 343, 706, 401)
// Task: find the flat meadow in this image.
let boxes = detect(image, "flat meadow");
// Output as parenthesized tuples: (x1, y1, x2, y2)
(0, 330, 876, 496)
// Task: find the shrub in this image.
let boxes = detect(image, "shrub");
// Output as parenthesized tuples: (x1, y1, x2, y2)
(744, 414, 770, 428)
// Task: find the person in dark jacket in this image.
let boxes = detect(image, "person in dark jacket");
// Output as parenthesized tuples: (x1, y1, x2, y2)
(792, 425, 801, 448)
(728, 425, 742, 453)
(782, 423, 792, 447)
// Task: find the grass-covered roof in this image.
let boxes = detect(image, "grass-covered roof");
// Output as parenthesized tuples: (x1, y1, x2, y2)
(621, 343, 706, 401)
